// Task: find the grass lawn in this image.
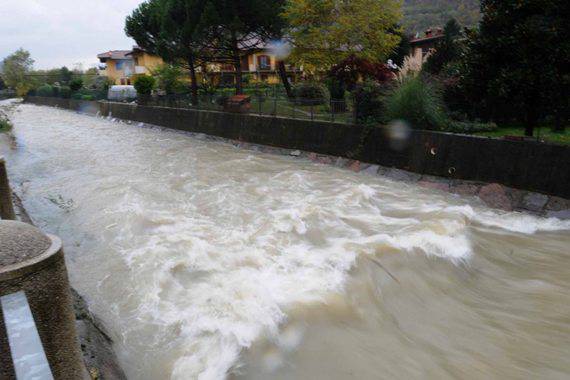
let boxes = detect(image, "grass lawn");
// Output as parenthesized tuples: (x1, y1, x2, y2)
(0, 114, 12, 133)
(475, 125, 570, 145)
(249, 98, 355, 124)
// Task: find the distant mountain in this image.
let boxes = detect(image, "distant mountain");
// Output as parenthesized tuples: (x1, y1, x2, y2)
(403, 0, 481, 34)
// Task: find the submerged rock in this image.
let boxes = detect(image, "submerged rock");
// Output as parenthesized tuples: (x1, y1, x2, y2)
(478, 183, 513, 211)
(522, 193, 549, 212)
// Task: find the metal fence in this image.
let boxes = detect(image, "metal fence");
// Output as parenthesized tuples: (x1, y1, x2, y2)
(140, 94, 356, 124)
(1, 291, 55, 380)
(31, 88, 358, 124)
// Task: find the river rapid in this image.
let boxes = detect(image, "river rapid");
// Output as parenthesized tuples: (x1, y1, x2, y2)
(1, 101, 569, 380)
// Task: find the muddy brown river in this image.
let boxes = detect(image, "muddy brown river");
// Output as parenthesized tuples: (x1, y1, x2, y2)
(1, 101, 569, 380)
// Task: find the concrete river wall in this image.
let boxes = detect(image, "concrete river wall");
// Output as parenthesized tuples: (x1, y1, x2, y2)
(25, 96, 570, 199)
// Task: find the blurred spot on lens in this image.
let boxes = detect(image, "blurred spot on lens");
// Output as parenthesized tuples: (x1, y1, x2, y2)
(387, 120, 411, 151)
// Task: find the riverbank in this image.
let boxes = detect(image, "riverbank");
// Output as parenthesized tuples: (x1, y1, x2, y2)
(19, 97, 570, 219)
(24, 96, 570, 200)
(13, 194, 125, 380)
(0, 103, 126, 380)
(232, 141, 570, 219)
(4, 100, 570, 379)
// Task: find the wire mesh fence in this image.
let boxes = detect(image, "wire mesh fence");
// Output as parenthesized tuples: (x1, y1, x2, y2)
(139, 94, 356, 124)
(31, 88, 357, 124)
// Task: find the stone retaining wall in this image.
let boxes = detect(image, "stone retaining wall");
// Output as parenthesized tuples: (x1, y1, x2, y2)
(25, 96, 570, 199)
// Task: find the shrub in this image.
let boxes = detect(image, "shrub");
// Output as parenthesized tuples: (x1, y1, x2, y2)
(70, 88, 96, 100)
(59, 86, 72, 99)
(215, 95, 229, 107)
(69, 78, 83, 92)
(134, 75, 155, 95)
(0, 112, 12, 133)
(152, 64, 184, 95)
(293, 82, 326, 105)
(444, 121, 498, 134)
(92, 76, 112, 99)
(353, 80, 387, 123)
(326, 78, 346, 100)
(37, 84, 54, 97)
(384, 76, 448, 130)
(15, 83, 33, 97)
(329, 55, 393, 91)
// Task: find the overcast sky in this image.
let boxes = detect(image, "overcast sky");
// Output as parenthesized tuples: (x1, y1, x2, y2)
(1, 0, 145, 70)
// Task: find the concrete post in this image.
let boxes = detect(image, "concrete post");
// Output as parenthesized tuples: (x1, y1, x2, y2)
(0, 157, 16, 220)
(0, 220, 86, 379)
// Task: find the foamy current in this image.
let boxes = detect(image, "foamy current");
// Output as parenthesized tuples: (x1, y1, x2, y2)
(2, 101, 570, 379)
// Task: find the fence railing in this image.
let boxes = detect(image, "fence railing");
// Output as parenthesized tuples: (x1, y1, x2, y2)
(1, 291, 55, 380)
(29, 89, 359, 124)
(1, 157, 86, 379)
(138, 94, 356, 124)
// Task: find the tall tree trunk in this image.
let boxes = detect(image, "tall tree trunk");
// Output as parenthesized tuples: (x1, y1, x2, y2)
(553, 109, 563, 132)
(525, 105, 537, 137)
(231, 34, 243, 95)
(277, 60, 293, 98)
(553, 82, 567, 132)
(188, 53, 198, 105)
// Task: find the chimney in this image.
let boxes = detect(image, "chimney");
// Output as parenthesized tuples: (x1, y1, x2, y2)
(425, 28, 433, 38)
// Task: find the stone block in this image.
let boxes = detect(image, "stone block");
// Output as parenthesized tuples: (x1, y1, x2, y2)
(478, 183, 513, 211)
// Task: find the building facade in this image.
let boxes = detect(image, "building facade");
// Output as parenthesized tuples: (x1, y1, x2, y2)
(127, 47, 165, 76)
(99, 45, 301, 87)
(97, 50, 135, 85)
(209, 48, 301, 86)
(409, 28, 445, 60)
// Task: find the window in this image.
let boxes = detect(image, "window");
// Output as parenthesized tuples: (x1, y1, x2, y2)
(258, 55, 271, 71)
(116, 60, 125, 70)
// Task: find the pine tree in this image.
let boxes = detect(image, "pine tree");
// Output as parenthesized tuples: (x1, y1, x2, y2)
(462, 0, 569, 135)
(424, 18, 462, 75)
(125, 0, 208, 105)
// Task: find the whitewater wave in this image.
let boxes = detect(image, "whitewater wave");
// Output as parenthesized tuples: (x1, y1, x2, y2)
(4, 103, 570, 379)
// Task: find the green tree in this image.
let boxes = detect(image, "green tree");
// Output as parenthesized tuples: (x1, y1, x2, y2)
(424, 18, 462, 75)
(69, 78, 83, 92)
(134, 75, 156, 95)
(462, 0, 569, 136)
(283, 0, 402, 73)
(125, 0, 164, 56)
(126, 0, 208, 104)
(160, 0, 209, 104)
(197, 0, 255, 94)
(59, 66, 73, 84)
(1, 49, 34, 96)
(389, 27, 412, 67)
(152, 64, 184, 94)
(403, 0, 480, 34)
(253, 0, 295, 98)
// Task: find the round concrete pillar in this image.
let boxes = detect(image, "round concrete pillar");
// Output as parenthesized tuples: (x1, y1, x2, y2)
(0, 157, 16, 220)
(0, 220, 85, 379)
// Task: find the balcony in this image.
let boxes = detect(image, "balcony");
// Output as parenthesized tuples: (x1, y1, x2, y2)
(135, 66, 148, 74)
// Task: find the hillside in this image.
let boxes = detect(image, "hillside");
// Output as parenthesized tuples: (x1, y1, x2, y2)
(403, 0, 481, 34)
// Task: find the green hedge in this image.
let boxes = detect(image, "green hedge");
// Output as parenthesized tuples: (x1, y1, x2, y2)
(444, 121, 498, 134)
(37, 84, 54, 97)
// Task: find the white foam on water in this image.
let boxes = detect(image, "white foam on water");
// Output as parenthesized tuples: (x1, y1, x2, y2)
(2, 103, 569, 380)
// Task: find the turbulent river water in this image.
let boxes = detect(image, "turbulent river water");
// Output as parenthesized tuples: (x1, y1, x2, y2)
(1, 101, 570, 380)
